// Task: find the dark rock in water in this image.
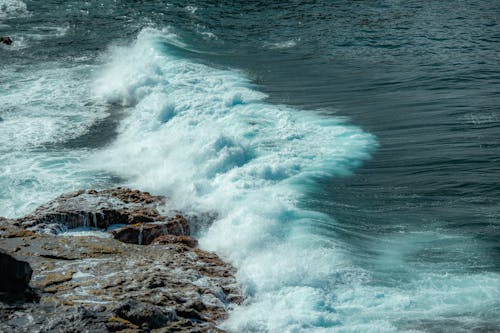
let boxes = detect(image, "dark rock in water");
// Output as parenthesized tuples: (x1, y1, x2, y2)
(0, 36, 13, 45)
(0, 250, 32, 294)
(0, 189, 242, 332)
(111, 215, 189, 245)
(16, 188, 167, 233)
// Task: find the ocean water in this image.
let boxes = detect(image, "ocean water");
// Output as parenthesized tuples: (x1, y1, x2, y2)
(1, 1, 499, 332)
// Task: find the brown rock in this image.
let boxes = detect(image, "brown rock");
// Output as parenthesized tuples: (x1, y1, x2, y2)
(39, 270, 75, 289)
(152, 235, 199, 248)
(111, 215, 189, 245)
(111, 223, 163, 245)
(0, 188, 243, 332)
(0, 232, 242, 332)
(112, 299, 177, 329)
(15, 188, 167, 233)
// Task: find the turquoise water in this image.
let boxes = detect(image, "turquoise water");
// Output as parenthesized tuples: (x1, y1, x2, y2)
(1, 1, 499, 332)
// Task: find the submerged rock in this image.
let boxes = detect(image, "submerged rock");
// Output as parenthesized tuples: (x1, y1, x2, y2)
(0, 36, 13, 45)
(0, 188, 242, 332)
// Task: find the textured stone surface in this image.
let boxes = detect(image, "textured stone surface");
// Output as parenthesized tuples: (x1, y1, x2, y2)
(152, 235, 199, 248)
(0, 250, 33, 294)
(0, 189, 242, 332)
(111, 216, 190, 245)
(15, 188, 168, 234)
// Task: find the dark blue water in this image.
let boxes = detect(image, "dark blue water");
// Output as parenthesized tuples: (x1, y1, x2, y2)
(1, 1, 499, 332)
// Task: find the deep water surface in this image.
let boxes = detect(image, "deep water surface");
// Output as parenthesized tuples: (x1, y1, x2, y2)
(1, 1, 499, 332)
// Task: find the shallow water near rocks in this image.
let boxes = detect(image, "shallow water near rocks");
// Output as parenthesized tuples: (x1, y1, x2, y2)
(1, 1, 499, 332)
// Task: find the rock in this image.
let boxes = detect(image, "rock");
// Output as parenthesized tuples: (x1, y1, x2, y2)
(0, 36, 13, 45)
(40, 306, 108, 332)
(111, 216, 189, 245)
(113, 299, 177, 329)
(0, 188, 243, 332)
(0, 250, 32, 294)
(153, 235, 199, 248)
(16, 188, 167, 233)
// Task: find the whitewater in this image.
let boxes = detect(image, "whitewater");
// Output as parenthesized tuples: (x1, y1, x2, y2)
(89, 29, 500, 333)
(92, 28, 377, 331)
(2, 1, 500, 331)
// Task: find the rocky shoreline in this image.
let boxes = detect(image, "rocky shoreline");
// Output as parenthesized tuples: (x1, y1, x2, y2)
(0, 188, 242, 332)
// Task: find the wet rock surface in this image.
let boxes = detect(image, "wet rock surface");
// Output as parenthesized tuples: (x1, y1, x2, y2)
(0, 189, 241, 332)
(111, 216, 190, 245)
(0, 250, 33, 294)
(15, 188, 168, 234)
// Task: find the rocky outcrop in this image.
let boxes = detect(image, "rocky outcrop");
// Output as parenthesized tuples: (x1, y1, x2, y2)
(0, 188, 242, 332)
(0, 250, 32, 294)
(16, 188, 168, 234)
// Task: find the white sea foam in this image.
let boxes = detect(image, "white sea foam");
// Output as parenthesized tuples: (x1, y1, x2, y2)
(24, 24, 70, 40)
(196, 24, 217, 40)
(184, 5, 197, 15)
(0, 147, 115, 218)
(265, 39, 299, 50)
(0, 63, 110, 218)
(1, 64, 105, 150)
(59, 227, 113, 239)
(0, 0, 29, 19)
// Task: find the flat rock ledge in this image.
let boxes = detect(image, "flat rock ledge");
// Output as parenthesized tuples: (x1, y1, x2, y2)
(0, 188, 242, 333)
